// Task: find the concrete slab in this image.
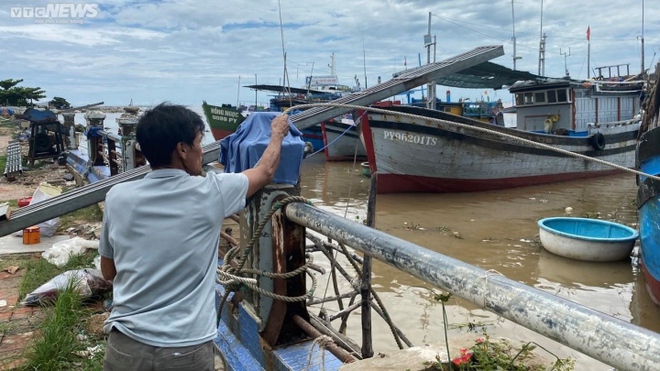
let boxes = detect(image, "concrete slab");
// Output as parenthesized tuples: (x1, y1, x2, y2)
(0, 233, 71, 255)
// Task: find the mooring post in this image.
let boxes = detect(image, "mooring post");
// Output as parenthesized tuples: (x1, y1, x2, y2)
(116, 106, 141, 172)
(83, 111, 106, 166)
(360, 172, 376, 359)
(239, 184, 310, 347)
(61, 112, 76, 150)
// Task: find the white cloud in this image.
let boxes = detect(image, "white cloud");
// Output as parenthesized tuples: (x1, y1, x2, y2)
(0, 0, 656, 106)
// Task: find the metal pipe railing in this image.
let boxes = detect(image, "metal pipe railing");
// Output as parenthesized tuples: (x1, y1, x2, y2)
(285, 202, 660, 371)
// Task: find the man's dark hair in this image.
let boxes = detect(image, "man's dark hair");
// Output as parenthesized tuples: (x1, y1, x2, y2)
(136, 103, 205, 168)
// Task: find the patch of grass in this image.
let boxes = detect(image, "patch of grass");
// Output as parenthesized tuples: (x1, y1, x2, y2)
(0, 253, 36, 272)
(0, 155, 6, 175)
(57, 203, 103, 232)
(19, 258, 62, 299)
(0, 321, 13, 335)
(4, 199, 19, 207)
(20, 280, 98, 371)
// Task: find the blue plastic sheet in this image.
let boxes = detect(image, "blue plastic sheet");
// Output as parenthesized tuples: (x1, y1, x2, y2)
(219, 112, 305, 185)
(17, 107, 58, 123)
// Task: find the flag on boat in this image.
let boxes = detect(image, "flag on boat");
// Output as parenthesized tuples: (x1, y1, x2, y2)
(586, 26, 590, 41)
(404, 56, 407, 67)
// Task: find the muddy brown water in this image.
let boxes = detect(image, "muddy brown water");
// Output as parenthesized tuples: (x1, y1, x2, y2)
(298, 155, 660, 370)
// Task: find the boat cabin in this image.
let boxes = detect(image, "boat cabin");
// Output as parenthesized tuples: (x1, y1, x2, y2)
(509, 77, 643, 134)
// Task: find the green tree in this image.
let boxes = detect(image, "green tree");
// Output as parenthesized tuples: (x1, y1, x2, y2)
(0, 79, 46, 106)
(0, 79, 23, 91)
(49, 96, 71, 109)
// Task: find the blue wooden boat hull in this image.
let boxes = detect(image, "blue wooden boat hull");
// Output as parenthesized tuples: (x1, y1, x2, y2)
(214, 260, 343, 371)
(636, 126, 660, 305)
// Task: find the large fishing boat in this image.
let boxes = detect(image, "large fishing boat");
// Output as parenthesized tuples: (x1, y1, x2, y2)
(358, 63, 644, 193)
(201, 101, 245, 141)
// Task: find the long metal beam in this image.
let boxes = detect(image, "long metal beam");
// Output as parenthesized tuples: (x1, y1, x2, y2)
(0, 142, 222, 237)
(285, 202, 660, 371)
(290, 45, 504, 131)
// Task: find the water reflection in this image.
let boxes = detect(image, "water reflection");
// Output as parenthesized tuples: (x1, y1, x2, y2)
(299, 160, 659, 369)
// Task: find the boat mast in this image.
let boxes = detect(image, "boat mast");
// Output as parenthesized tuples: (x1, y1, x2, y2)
(560, 48, 571, 78)
(236, 75, 241, 108)
(641, 0, 645, 74)
(425, 11, 436, 110)
(511, 0, 521, 70)
(538, 0, 546, 76)
(329, 52, 335, 75)
(362, 34, 368, 89)
(587, 26, 591, 79)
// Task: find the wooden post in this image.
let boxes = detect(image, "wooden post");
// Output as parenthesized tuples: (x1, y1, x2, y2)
(360, 172, 377, 358)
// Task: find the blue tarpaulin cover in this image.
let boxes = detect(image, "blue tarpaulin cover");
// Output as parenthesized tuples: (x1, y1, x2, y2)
(219, 112, 304, 185)
(17, 108, 58, 123)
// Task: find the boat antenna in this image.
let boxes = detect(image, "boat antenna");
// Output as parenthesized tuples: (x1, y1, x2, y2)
(277, 0, 292, 104)
(511, 0, 521, 70)
(560, 48, 571, 78)
(538, 0, 546, 76)
(641, 0, 645, 74)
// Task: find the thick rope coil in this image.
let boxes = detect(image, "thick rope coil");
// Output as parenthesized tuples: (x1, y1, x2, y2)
(217, 196, 317, 319)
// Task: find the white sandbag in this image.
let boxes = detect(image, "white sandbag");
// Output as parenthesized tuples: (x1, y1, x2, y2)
(42, 237, 99, 267)
(22, 268, 112, 306)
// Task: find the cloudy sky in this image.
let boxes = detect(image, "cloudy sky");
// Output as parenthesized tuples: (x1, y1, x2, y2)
(0, 0, 656, 107)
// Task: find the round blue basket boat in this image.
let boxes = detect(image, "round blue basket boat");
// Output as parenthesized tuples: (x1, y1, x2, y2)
(537, 217, 639, 262)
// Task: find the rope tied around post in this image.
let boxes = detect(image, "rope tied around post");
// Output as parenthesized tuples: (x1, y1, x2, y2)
(216, 196, 318, 319)
(305, 335, 335, 371)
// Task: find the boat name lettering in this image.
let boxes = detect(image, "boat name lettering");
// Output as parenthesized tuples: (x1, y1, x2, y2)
(209, 107, 241, 124)
(383, 131, 437, 145)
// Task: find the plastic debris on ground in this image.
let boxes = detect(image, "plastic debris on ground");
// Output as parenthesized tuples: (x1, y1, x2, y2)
(21, 268, 112, 306)
(42, 236, 100, 267)
(14, 182, 62, 237)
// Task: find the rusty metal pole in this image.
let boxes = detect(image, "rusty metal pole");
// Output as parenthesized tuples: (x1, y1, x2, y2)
(360, 172, 377, 359)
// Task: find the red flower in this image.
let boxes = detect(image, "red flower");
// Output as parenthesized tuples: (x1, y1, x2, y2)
(452, 349, 473, 366)
(476, 338, 485, 344)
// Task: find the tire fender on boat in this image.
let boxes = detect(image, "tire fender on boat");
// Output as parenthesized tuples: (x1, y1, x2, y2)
(590, 133, 606, 151)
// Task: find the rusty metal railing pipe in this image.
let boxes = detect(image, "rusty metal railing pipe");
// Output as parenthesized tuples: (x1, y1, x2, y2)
(285, 202, 660, 371)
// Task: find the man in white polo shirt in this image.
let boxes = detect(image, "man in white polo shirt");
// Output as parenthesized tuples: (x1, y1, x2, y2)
(99, 103, 290, 370)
